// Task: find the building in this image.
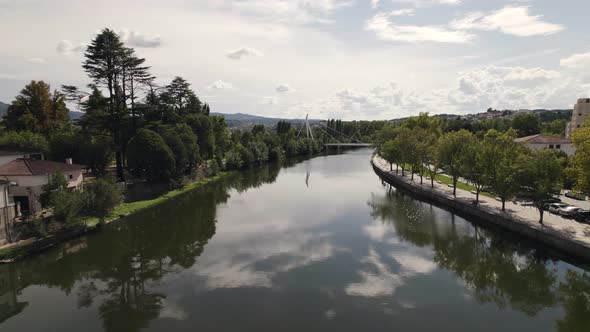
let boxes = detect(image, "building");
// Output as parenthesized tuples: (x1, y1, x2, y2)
(0, 150, 44, 166)
(0, 180, 16, 245)
(514, 134, 576, 156)
(0, 159, 83, 216)
(566, 98, 590, 139)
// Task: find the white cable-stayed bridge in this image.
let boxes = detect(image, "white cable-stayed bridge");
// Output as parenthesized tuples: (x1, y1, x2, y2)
(296, 114, 373, 147)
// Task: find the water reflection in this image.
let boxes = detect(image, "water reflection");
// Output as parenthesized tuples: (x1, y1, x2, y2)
(1, 151, 590, 332)
(0, 164, 281, 331)
(368, 182, 590, 331)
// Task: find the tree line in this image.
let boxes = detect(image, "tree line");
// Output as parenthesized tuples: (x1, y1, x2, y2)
(376, 113, 566, 224)
(0, 28, 326, 226)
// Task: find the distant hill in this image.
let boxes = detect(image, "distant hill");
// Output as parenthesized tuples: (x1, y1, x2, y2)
(0, 101, 8, 119)
(211, 112, 321, 129)
(69, 111, 84, 121)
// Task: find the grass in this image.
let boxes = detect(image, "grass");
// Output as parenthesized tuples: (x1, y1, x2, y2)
(393, 163, 496, 199)
(83, 172, 231, 227)
(432, 173, 496, 198)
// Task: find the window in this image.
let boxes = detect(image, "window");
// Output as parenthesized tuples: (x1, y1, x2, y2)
(578, 125, 581, 128)
(69, 174, 73, 180)
(556, 144, 561, 149)
(549, 145, 554, 149)
(579, 113, 583, 116)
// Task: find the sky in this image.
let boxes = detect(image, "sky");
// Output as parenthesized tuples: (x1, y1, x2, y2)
(1, 0, 589, 120)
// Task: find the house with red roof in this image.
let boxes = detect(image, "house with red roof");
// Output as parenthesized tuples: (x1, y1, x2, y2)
(514, 134, 576, 156)
(0, 158, 83, 216)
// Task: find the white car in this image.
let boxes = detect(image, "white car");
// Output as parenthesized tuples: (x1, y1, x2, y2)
(559, 206, 584, 218)
(546, 203, 570, 214)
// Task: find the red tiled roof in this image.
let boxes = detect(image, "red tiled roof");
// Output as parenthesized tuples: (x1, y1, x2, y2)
(514, 134, 571, 145)
(0, 159, 82, 176)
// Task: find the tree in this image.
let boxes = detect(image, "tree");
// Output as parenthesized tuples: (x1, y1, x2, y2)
(127, 129, 175, 181)
(40, 171, 83, 223)
(276, 121, 291, 135)
(3, 80, 69, 135)
(461, 136, 487, 203)
(569, 124, 590, 194)
(82, 28, 128, 181)
(381, 140, 400, 172)
(159, 77, 202, 120)
(40, 171, 69, 208)
(519, 149, 562, 224)
(482, 129, 522, 210)
(0, 131, 48, 152)
(83, 177, 122, 221)
(511, 113, 540, 137)
(437, 130, 472, 196)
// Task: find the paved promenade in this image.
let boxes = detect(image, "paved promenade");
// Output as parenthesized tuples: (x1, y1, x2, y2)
(373, 155, 590, 250)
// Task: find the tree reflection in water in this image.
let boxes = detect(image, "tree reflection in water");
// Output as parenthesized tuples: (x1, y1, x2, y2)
(368, 181, 590, 331)
(0, 163, 281, 332)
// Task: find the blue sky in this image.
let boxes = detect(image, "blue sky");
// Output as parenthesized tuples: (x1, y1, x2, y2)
(1, 0, 589, 120)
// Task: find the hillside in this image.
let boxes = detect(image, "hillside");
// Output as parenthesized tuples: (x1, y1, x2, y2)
(211, 112, 321, 129)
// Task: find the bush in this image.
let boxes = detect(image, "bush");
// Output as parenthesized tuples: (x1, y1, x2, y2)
(83, 178, 122, 220)
(224, 149, 244, 170)
(127, 129, 176, 181)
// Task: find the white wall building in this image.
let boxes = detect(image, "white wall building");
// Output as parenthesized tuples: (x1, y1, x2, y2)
(566, 98, 590, 139)
(514, 134, 576, 156)
(0, 159, 83, 215)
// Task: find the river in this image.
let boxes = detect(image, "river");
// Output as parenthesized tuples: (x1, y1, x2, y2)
(0, 148, 589, 331)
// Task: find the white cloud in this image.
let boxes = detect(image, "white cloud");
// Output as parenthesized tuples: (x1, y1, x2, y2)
(26, 57, 46, 64)
(365, 13, 473, 43)
(259, 96, 278, 105)
(56, 40, 85, 55)
(390, 8, 415, 16)
(450, 6, 565, 37)
(346, 247, 403, 297)
(226, 47, 262, 60)
(560, 51, 590, 68)
(285, 64, 586, 120)
(276, 83, 295, 93)
(207, 80, 234, 90)
(214, 0, 353, 25)
(118, 29, 162, 48)
(392, 0, 462, 7)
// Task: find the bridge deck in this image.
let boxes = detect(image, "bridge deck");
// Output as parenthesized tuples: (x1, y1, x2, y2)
(324, 143, 372, 147)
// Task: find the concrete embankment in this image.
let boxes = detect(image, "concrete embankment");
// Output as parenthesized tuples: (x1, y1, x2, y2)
(371, 156, 590, 261)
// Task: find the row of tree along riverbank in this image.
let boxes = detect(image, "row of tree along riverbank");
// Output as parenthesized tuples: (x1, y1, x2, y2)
(372, 156, 590, 261)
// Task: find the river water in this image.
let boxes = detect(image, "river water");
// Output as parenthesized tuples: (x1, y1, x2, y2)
(1, 148, 589, 331)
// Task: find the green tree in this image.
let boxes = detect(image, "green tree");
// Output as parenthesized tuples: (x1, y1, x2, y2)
(569, 124, 590, 194)
(437, 130, 472, 196)
(83, 177, 122, 221)
(127, 129, 175, 181)
(519, 149, 562, 224)
(0, 131, 49, 152)
(3, 80, 69, 135)
(82, 28, 128, 181)
(511, 113, 540, 137)
(482, 129, 522, 210)
(381, 140, 400, 172)
(40, 171, 69, 208)
(461, 136, 487, 203)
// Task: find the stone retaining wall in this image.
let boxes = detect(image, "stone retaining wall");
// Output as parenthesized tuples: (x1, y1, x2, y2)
(371, 158, 590, 261)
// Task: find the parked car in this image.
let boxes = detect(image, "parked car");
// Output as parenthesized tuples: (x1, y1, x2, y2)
(546, 203, 570, 214)
(574, 210, 590, 223)
(565, 191, 586, 201)
(558, 206, 584, 218)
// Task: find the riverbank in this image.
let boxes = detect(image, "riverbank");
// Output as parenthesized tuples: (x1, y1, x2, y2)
(372, 155, 590, 261)
(0, 172, 231, 262)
